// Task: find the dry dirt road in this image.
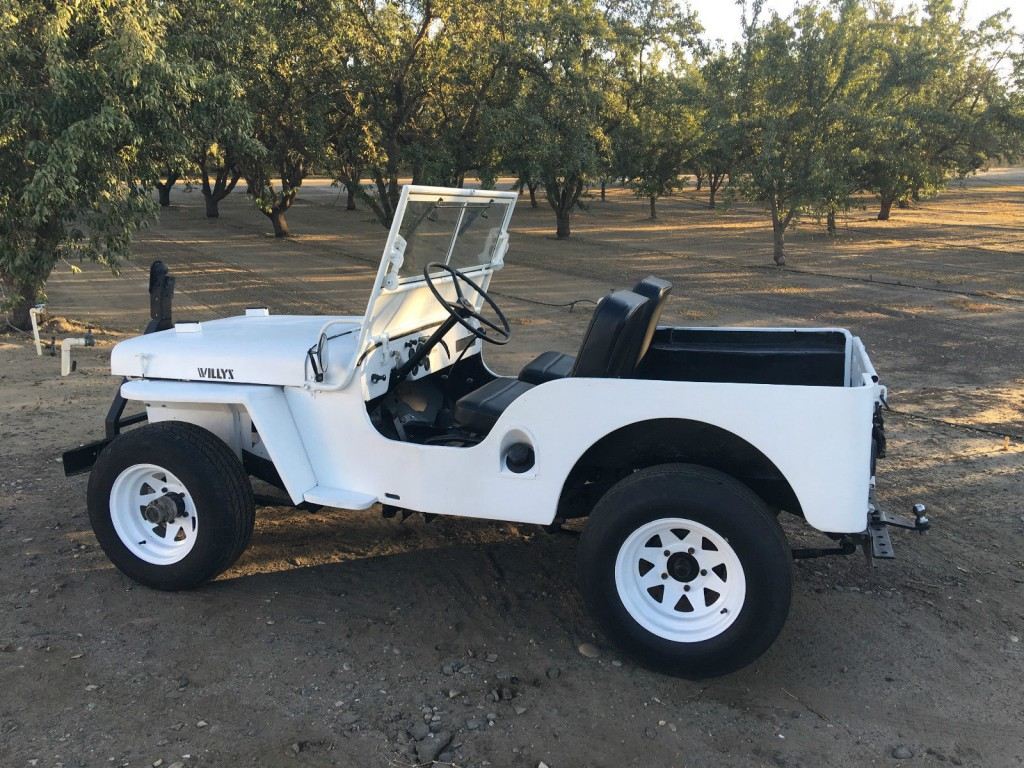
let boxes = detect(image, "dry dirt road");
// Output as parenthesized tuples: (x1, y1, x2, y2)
(2, 173, 1023, 768)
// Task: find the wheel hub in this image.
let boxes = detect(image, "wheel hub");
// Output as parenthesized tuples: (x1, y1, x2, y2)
(666, 551, 699, 582)
(142, 493, 185, 525)
(614, 517, 746, 643)
(110, 464, 199, 566)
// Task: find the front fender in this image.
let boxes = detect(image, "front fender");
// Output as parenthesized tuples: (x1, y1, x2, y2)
(119, 379, 316, 505)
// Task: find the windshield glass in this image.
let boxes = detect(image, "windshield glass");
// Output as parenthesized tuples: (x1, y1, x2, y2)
(397, 197, 512, 282)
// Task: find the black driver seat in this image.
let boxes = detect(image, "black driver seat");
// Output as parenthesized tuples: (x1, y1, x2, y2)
(518, 276, 673, 385)
(454, 290, 651, 434)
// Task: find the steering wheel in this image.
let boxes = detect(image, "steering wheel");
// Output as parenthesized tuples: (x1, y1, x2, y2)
(424, 262, 511, 345)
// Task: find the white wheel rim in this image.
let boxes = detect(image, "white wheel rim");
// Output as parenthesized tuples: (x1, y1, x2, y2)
(109, 464, 198, 565)
(614, 517, 745, 643)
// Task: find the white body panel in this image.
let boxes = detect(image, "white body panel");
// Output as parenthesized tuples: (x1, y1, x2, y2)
(120, 359, 878, 533)
(112, 315, 361, 386)
(108, 184, 886, 538)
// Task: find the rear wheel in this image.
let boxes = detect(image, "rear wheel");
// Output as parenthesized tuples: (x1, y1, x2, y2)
(87, 421, 255, 590)
(578, 464, 792, 677)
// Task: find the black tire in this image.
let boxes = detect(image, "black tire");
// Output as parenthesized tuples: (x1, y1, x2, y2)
(577, 463, 792, 678)
(87, 421, 255, 590)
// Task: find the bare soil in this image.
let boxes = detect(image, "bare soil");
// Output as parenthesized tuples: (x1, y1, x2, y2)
(2, 171, 1023, 768)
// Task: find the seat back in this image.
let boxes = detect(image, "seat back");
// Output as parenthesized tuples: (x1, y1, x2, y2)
(632, 276, 673, 362)
(570, 290, 651, 378)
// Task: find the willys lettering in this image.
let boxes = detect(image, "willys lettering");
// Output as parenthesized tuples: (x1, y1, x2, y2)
(197, 367, 235, 380)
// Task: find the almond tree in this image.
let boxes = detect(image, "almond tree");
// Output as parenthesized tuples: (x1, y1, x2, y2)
(608, 0, 701, 218)
(861, 3, 1020, 220)
(0, 0, 176, 328)
(733, 0, 875, 265)
(332, 0, 451, 227)
(238, 0, 338, 237)
(691, 51, 743, 209)
(509, 0, 613, 238)
(331, 0, 518, 227)
(168, 0, 261, 219)
(615, 72, 700, 219)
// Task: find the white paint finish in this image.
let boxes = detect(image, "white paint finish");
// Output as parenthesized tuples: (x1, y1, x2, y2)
(29, 306, 44, 356)
(614, 518, 745, 642)
(121, 342, 879, 533)
(111, 315, 361, 387)
(277, 373, 877, 533)
(120, 379, 316, 505)
(145, 402, 244, 457)
(109, 463, 198, 565)
(61, 337, 86, 376)
(331, 186, 517, 392)
(108, 184, 885, 538)
(303, 486, 378, 510)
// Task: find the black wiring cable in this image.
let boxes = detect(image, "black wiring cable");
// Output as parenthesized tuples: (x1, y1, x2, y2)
(757, 264, 1024, 305)
(489, 289, 598, 312)
(885, 407, 1023, 441)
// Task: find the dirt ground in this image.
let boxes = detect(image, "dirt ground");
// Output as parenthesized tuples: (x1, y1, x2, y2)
(1, 171, 1023, 768)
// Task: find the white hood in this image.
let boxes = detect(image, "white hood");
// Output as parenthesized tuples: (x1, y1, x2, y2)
(111, 314, 360, 387)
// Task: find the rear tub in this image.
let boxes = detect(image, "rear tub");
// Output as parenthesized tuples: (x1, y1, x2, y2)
(637, 328, 851, 387)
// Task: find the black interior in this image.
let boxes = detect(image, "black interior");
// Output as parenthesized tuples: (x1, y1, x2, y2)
(636, 328, 848, 387)
(518, 275, 673, 385)
(365, 273, 851, 446)
(453, 289, 651, 434)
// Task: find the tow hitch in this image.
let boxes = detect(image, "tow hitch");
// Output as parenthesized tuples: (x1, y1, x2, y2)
(867, 502, 930, 559)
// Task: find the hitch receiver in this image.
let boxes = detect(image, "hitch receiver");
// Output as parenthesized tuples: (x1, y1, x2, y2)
(867, 503, 929, 559)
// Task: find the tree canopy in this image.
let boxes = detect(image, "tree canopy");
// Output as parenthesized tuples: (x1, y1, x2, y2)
(2, 0, 1021, 326)
(0, 0, 177, 327)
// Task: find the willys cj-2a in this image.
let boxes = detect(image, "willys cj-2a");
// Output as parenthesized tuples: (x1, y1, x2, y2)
(64, 185, 927, 677)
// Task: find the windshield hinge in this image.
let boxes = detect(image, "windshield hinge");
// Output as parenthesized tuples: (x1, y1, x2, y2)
(382, 235, 407, 290)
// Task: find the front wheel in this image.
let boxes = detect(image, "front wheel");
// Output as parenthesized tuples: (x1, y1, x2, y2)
(87, 421, 255, 590)
(577, 464, 792, 677)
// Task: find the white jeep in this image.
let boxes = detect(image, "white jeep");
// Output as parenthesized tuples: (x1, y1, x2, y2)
(64, 185, 927, 677)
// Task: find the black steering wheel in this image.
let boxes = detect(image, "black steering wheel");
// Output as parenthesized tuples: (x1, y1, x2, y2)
(424, 262, 511, 345)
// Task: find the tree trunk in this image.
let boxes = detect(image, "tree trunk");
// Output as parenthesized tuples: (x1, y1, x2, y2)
(8, 291, 33, 331)
(695, 172, 704, 191)
(877, 195, 894, 221)
(827, 208, 837, 236)
(600, 180, 606, 202)
(649, 195, 657, 220)
(5, 274, 44, 330)
(770, 199, 789, 266)
(156, 173, 178, 207)
(546, 178, 582, 240)
(556, 213, 571, 239)
(772, 225, 786, 265)
(346, 188, 356, 210)
(204, 196, 220, 218)
(528, 182, 538, 208)
(269, 208, 290, 238)
(708, 185, 717, 209)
